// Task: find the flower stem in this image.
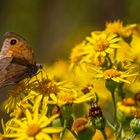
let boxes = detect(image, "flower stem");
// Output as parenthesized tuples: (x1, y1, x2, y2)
(100, 129, 107, 140)
(106, 119, 115, 131)
(129, 133, 136, 140)
(116, 123, 122, 140)
(111, 91, 117, 121)
(59, 128, 65, 140)
(106, 54, 112, 68)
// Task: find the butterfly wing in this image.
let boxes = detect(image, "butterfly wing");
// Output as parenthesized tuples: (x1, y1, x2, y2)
(1, 32, 36, 66)
(0, 32, 39, 88)
(0, 55, 12, 70)
(0, 62, 28, 88)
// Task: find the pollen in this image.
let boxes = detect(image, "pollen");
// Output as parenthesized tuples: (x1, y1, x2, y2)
(94, 39, 109, 52)
(38, 78, 56, 95)
(26, 124, 41, 137)
(104, 69, 121, 78)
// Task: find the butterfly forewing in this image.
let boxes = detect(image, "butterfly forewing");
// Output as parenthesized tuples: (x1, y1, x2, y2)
(0, 32, 40, 88)
(1, 32, 36, 65)
(0, 55, 12, 70)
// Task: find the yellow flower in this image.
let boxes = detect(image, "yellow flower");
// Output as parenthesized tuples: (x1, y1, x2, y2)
(92, 127, 114, 140)
(70, 41, 87, 64)
(89, 55, 106, 66)
(34, 78, 57, 96)
(115, 41, 131, 62)
(5, 107, 63, 140)
(3, 81, 30, 113)
(96, 68, 137, 84)
(118, 35, 140, 80)
(128, 35, 140, 68)
(25, 75, 76, 110)
(0, 119, 9, 140)
(48, 90, 95, 107)
(33, 76, 74, 96)
(10, 103, 33, 119)
(86, 32, 121, 58)
(120, 24, 136, 38)
(105, 20, 136, 37)
(117, 98, 137, 117)
(105, 20, 123, 34)
(69, 41, 91, 73)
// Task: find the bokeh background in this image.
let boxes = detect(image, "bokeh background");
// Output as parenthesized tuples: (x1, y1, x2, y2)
(0, 0, 140, 131)
(0, 0, 140, 63)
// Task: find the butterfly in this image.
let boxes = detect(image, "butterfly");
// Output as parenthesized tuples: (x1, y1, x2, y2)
(0, 32, 42, 88)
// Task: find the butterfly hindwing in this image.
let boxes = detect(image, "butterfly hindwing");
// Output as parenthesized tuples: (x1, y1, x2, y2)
(0, 61, 28, 88)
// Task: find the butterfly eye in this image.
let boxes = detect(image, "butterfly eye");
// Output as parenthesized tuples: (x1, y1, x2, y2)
(10, 39, 17, 45)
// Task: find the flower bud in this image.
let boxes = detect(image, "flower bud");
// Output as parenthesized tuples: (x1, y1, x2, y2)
(117, 109, 126, 123)
(89, 102, 106, 130)
(71, 117, 87, 132)
(93, 117, 106, 130)
(130, 110, 140, 134)
(89, 102, 102, 118)
(60, 104, 73, 119)
(105, 79, 117, 93)
(130, 118, 140, 134)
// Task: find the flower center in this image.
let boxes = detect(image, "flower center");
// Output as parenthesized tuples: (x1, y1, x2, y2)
(44, 82, 56, 94)
(94, 39, 109, 52)
(38, 79, 57, 95)
(26, 124, 41, 137)
(104, 69, 121, 78)
(122, 98, 136, 106)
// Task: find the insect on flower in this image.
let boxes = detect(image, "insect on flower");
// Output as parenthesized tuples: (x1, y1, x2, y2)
(0, 32, 42, 88)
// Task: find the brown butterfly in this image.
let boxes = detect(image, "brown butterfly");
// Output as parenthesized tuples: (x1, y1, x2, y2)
(0, 32, 42, 88)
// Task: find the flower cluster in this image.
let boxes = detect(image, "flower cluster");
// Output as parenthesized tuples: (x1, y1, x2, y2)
(0, 65, 95, 140)
(1, 20, 140, 140)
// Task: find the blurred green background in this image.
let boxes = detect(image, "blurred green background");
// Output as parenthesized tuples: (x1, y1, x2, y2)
(0, 0, 140, 126)
(0, 0, 140, 63)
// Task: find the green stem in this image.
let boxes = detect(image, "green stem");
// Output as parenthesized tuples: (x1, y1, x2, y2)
(111, 91, 117, 121)
(60, 128, 66, 140)
(129, 133, 136, 140)
(62, 119, 79, 140)
(100, 129, 107, 140)
(116, 123, 122, 140)
(106, 120, 115, 131)
(106, 54, 112, 68)
(121, 128, 125, 139)
(114, 48, 117, 60)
